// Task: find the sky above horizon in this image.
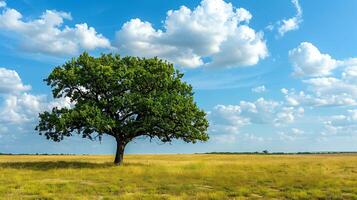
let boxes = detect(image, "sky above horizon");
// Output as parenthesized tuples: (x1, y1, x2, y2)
(0, 0, 357, 154)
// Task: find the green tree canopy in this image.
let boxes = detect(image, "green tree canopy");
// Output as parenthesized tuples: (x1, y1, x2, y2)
(36, 53, 209, 165)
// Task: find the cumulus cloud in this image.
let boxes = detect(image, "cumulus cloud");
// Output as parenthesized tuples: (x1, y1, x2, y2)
(286, 42, 357, 107)
(277, 0, 302, 36)
(278, 128, 304, 141)
(275, 106, 304, 126)
(0, 1, 6, 8)
(282, 87, 357, 107)
(209, 98, 304, 143)
(114, 0, 268, 68)
(0, 94, 73, 125)
(342, 65, 357, 84)
(0, 68, 67, 125)
(321, 110, 357, 136)
(289, 42, 338, 77)
(251, 85, 266, 93)
(0, 93, 45, 124)
(304, 77, 357, 100)
(289, 42, 357, 77)
(0, 67, 31, 93)
(0, 7, 111, 55)
(0, 68, 71, 126)
(291, 128, 304, 135)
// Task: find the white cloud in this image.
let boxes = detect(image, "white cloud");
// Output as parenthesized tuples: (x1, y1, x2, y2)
(281, 88, 289, 95)
(304, 77, 357, 99)
(291, 128, 304, 135)
(0, 93, 44, 124)
(239, 98, 281, 124)
(278, 128, 305, 141)
(0, 68, 72, 127)
(278, 0, 302, 36)
(209, 104, 249, 136)
(289, 42, 357, 78)
(47, 97, 73, 110)
(0, 68, 42, 124)
(0, 1, 6, 8)
(251, 85, 266, 93)
(0, 93, 73, 125)
(211, 98, 303, 128)
(289, 42, 338, 77)
(342, 65, 357, 84)
(209, 98, 304, 143)
(321, 110, 357, 136)
(265, 24, 274, 31)
(114, 0, 267, 68)
(286, 42, 357, 107)
(275, 106, 304, 126)
(0, 8, 111, 55)
(282, 87, 357, 107)
(0, 67, 31, 93)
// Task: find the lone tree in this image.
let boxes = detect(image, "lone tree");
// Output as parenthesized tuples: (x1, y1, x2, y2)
(36, 53, 209, 165)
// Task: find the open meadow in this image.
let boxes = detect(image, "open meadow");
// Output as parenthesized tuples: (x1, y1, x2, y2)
(0, 154, 357, 199)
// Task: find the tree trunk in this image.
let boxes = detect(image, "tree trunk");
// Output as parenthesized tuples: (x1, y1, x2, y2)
(114, 138, 126, 165)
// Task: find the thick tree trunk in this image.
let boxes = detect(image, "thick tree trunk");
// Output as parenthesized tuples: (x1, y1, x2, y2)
(114, 138, 126, 165)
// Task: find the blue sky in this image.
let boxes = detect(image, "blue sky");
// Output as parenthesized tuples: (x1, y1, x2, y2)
(0, 0, 357, 154)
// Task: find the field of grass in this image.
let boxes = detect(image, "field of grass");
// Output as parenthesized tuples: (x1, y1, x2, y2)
(0, 154, 356, 199)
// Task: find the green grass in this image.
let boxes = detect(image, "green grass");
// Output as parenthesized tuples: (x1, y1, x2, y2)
(0, 154, 356, 199)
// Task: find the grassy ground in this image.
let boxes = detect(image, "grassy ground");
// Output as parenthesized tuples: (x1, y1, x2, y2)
(0, 154, 356, 199)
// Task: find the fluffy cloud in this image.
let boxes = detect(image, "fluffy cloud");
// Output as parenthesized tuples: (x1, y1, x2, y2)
(114, 0, 268, 68)
(286, 42, 357, 107)
(275, 106, 304, 126)
(0, 7, 111, 55)
(0, 93, 44, 124)
(0, 67, 31, 93)
(209, 98, 304, 143)
(0, 0, 268, 67)
(321, 110, 357, 136)
(278, 0, 302, 36)
(0, 93, 73, 125)
(342, 65, 357, 84)
(289, 42, 338, 77)
(289, 42, 357, 77)
(304, 77, 357, 99)
(282, 87, 357, 107)
(251, 85, 266, 93)
(285, 42, 357, 139)
(0, 68, 71, 126)
(0, 68, 58, 124)
(0, 1, 6, 8)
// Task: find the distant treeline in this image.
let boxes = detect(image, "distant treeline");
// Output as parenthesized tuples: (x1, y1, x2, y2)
(202, 151, 357, 155)
(1, 152, 357, 155)
(0, 153, 88, 156)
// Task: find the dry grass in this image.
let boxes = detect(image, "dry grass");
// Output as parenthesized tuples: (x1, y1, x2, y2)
(0, 154, 356, 199)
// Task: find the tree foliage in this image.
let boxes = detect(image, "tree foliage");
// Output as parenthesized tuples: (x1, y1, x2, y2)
(36, 53, 209, 164)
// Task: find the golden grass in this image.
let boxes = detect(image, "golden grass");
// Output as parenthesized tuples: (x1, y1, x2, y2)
(0, 154, 356, 199)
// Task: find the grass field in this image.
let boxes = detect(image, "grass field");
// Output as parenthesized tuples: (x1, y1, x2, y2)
(0, 154, 356, 199)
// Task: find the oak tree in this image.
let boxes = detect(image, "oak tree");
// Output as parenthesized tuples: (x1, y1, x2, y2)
(36, 53, 209, 165)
